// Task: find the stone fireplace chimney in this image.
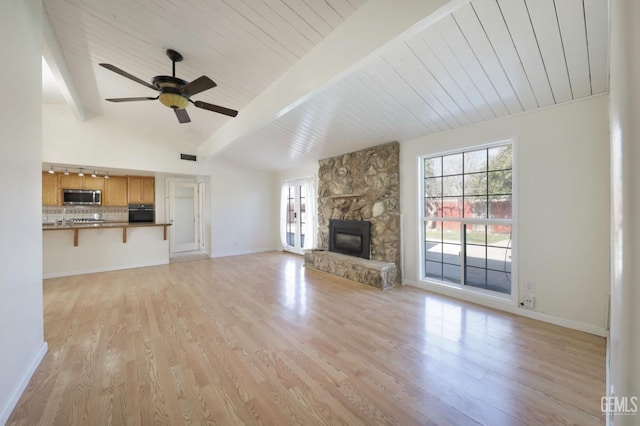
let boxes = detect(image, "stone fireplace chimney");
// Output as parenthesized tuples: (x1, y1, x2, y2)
(316, 142, 401, 284)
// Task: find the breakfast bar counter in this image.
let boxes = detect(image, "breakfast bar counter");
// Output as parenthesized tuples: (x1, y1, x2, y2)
(43, 222, 173, 278)
(43, 222, 171, 246)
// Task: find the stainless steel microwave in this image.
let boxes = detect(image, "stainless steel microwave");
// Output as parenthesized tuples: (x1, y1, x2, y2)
(62, 189, 102, 205)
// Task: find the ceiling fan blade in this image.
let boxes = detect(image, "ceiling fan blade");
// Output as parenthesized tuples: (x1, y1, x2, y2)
(193, 100, 238, 117)
(174, 108, 191, 123)
(105, 96, 158, 102)
(99, 63, 157, 91)
(181, 76, 216, 97)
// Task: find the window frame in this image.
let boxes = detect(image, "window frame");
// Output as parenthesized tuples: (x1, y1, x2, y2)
(418, 139, 517, 302)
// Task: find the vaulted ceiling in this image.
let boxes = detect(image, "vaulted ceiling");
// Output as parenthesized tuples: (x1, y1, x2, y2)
(43, 0, 608, 171)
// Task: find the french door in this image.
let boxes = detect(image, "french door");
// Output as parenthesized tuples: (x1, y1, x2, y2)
(282, 180, 307, 255)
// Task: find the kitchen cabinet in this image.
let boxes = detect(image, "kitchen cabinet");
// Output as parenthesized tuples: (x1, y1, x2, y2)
(141, 178, 155, 203)
(127, 176, 155, 204)
(83, 176, 105, 191)
(42, 172, 59, 206)
(42, 171, 154, 206)
(58, 174, 104, 191)
(104, 176, 128, 206)
(58, 174, 84, 189)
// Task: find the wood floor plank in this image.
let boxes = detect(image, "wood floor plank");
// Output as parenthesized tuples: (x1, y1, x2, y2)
(7, 251, 606, 425)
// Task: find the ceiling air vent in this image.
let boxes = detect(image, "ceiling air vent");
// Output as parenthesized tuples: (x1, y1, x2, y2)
(180, 154, 197, 161)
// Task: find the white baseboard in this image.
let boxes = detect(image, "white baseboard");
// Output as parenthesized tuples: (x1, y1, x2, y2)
(43, 260, 169, 279)
(0, 341, 48, 425)
(210, 248, 276, 258)
(405, 280, 608, 337)
(169, 249, 208, 257)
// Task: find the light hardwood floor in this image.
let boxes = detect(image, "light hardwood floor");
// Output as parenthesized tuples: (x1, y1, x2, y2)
(9, 251, 606, 425)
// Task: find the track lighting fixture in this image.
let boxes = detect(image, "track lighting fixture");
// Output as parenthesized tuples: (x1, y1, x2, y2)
(45, 165, 112, 178)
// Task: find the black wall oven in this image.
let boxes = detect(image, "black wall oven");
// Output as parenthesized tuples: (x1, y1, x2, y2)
(128, 204, 154, 223)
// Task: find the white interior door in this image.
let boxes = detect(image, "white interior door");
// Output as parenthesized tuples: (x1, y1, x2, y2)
(169, 181, 199, 253)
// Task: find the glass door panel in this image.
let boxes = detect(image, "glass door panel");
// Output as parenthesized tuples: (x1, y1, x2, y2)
(283, 180, 306, 255)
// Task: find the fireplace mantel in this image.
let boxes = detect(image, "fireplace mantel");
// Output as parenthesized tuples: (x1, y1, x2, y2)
(328, 193, 364, 199)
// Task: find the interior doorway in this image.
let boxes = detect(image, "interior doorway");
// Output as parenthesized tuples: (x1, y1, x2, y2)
(168, 179, 204, 255)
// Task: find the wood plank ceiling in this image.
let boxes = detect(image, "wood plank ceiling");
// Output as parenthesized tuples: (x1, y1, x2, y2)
(43, 0, 367, 147)
(43, 0, 609, 171)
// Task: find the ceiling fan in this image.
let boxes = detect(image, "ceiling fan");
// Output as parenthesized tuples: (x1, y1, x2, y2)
(99, 49, 238, 123)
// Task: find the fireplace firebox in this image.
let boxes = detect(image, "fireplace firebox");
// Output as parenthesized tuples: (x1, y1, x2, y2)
(328, 219, 371, 259)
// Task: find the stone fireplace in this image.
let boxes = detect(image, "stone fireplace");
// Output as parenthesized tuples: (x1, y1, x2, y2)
(304, 142, 400, 289)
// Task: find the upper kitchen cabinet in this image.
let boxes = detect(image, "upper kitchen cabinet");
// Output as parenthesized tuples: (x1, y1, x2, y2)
(43, 171, 154, 206)
(104, 176, 128, 206)
(58, 174, 83, 189)
(42, 172, 58, 206)
(58, 174, 104, 191)
(83, 176, 105, 191)
(127, 176, 155, 204)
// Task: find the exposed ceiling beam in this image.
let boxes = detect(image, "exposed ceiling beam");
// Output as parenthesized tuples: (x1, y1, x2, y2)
(42, 9, 85, 121)
(198, 0, 469, 160)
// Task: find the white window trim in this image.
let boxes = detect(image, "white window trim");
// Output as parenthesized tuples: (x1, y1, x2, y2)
(417, 139, 518, 305)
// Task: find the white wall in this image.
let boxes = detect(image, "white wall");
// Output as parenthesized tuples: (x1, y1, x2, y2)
(43, 104, 211, 176)
(0, 1, 47, 423)
(609, 0, 640, 422)
(210, 157, 278, 257)
(400, 95, 610, 334)
(277, 162, 318, 184)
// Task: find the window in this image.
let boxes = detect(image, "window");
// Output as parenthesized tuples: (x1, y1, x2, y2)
(422, 143, 513, 295)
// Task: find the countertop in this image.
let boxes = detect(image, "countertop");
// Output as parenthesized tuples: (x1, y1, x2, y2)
(42, 221, 171, 230)
(42, 221, 172, 246)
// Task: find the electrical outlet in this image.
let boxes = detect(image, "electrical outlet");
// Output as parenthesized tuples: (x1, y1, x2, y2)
(524, 294, 535, 308)
(525, 281, 535, 293)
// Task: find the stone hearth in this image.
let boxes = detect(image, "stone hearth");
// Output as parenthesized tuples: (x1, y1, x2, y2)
(304, 250, 396, 290)
(304, 142, 401, 289)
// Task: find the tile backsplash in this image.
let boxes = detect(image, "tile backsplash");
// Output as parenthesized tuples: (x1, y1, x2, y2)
(42, 206, 128, 223)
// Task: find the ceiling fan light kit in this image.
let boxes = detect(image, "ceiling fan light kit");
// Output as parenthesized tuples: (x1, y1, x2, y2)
(99, 49, 238, 123)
